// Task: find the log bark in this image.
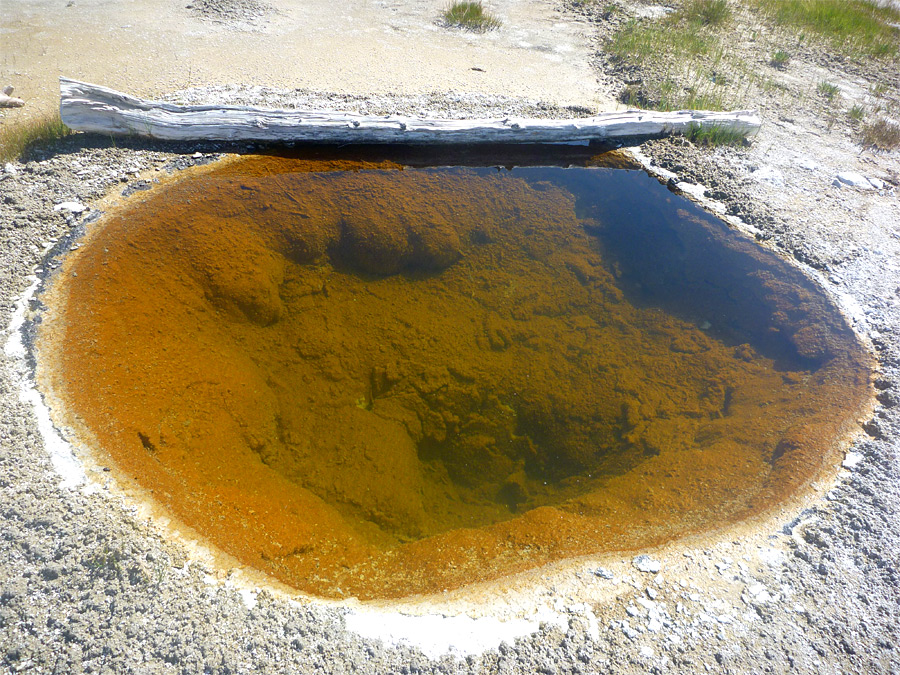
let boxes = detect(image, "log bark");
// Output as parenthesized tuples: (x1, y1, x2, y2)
(59, 77, 761, 145)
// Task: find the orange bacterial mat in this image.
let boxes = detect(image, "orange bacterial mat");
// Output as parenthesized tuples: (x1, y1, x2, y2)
(37, 151, 872, 599)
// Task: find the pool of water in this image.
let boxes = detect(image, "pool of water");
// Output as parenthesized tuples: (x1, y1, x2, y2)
(36, 150, 872, 599)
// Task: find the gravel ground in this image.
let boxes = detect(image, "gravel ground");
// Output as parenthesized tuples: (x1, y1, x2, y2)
(187, 0, 275, 28)
(2, 2, 900, 674)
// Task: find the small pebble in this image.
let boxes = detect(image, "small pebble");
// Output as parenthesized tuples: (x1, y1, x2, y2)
(842, 451, 864, 469)
(53, 201, 86, 213)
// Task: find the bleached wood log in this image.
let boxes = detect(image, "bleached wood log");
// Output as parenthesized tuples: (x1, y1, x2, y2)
(59, 77, 761, 145)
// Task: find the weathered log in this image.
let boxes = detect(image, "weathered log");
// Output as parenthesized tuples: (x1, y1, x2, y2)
(59, 77, 761, 145)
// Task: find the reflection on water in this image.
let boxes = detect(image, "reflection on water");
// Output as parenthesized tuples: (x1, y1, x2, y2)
(37, 152, 871, 599)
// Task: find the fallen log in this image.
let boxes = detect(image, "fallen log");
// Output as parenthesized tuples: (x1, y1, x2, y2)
(59, 77, 761, 145)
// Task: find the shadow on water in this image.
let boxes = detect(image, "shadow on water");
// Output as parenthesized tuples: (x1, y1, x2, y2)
(519, 166, 857, 371)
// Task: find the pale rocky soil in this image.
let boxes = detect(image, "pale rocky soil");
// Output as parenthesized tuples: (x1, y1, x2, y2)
(1, 0, 611, 123)
(1, 1, 900, 674)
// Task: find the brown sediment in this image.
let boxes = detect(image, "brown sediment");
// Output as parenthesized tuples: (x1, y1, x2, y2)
(36, 154, 873, 600)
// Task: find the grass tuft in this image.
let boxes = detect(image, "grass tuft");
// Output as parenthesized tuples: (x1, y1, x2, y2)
(683, 0, 732, 27)
(685, 123, 749, 146)
(442, 1, 502, 32)
(770, 49, 791, 69)
(861, 117, 900, 151)
(817, 80, 840, 100)
(847, 104, 866, 122)
(0, 113, 72, 163)
(752, 0, 900, 57)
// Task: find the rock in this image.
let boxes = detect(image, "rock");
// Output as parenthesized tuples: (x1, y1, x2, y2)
(646, 587, 658, 600)
(842, 451, 864, 469)
(0, 85, 25, 108)
(744, 582, 774, 604)
(834, 171, 874, 189)
(633, 555, 661, 573)
(53, 201, 86, 213)
(621, 621, 639, 639)
(675, 181, 708, 200)
(635, 6, 673, 19)
(795, 157, 820, 171)
(639, 646, 655, 658)
(752, 166, 784, 185)
(636, 597, 656, 611)
(647, 618, 663, 632)
(867, 177, 885, 190)
(3, 163, 17, 175)
(593, 567, 614, 580)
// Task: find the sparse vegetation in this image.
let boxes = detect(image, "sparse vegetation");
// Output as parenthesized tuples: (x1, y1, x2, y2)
(442, 1, 501, 32)
(0, 113, 72, 163)
(608, 15, 715, 63)
(770, 49, 790, 69)
(84, 546, 124, 581)
(605, 0, 898, 124)
(685, 122, 750, 146)
(607, 0, 745, 112)
(752, 0, 900, 57)
(862, 117, 900, 151)
(621, 78, 727, 112)
(683, 0, 731, 27)
(848, 104, 866, 122)
(817, 80, 840, 100)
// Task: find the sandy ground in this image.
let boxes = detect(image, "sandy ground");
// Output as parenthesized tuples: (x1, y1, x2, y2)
(1, 0, 899, 673)
(1, 0, 612, 123)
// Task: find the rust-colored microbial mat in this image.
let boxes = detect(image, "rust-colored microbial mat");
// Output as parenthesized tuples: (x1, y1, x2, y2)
(37, 152, 872, 600)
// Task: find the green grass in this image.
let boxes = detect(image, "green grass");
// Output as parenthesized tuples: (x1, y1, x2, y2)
(609, 3, 744, 113)
(685, 122, 749, 146)
(683, 0, 732, 27)
(0, 113, 72, 163)
(817, 80, 841, 100)
(442, 1, 501, 31)
(752, 0, 900, 57)
(861, 117, 900, 150)
(847, 104, 866, 122)
(608, 17, 714, 63)
(770, 49, 791, 68)
(607, 0, 739, 66)
(621, 77, 728, 112)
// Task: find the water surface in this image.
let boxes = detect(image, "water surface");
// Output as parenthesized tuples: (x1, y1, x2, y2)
(38, 151, 872, 599)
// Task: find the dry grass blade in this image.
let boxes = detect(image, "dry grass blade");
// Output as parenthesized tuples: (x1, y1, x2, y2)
(862, 117, 900, 151)
(0, 113, 72, 163)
